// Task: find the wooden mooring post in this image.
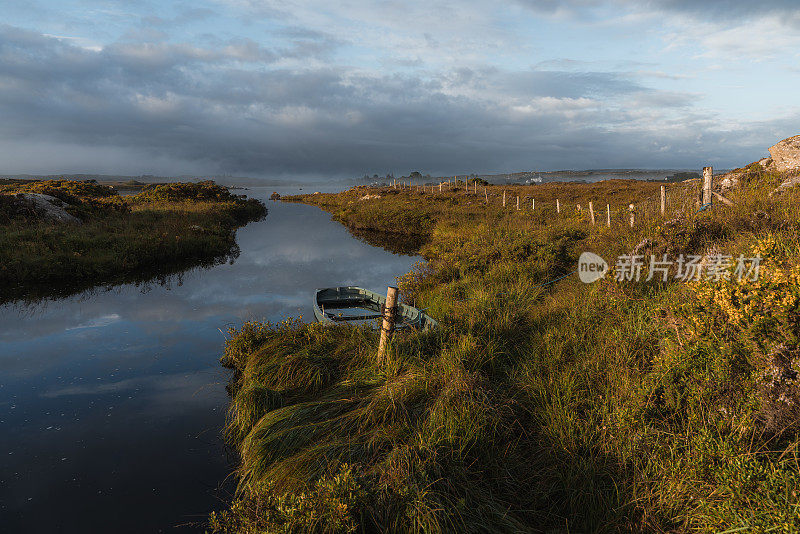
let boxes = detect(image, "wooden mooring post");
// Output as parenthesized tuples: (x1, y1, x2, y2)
(660, 185, 666, 216)
(377, 286, 399, 363)
(702, 167, 713, 206)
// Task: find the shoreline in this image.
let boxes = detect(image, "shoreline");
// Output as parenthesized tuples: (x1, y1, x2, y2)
(0, 180, 267, 304)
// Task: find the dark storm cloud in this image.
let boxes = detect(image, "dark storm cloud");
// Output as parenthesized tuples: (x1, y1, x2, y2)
(0, 23, 788, 176)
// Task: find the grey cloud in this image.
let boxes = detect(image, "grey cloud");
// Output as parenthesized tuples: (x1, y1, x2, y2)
(640, 0, 800, 19)
(515, 0, 603, 15)
(120, 27, 169, 43)
(0, 24, 792, 177)
(141, 6, 217, 27)
(516, 0, 800, 22)
(496, 69, 643, 100)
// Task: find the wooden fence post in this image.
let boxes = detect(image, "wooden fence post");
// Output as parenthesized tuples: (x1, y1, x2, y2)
(660, 185, 666, 216)
(629, 204, 635, 228)
(516, 196, 520, 210)
(589, 201, 595, 225)
(377, 286, 399, 363)
(606, 204, 611, 227)
(532, 198, 535, 210)
(556, 199, 560, 214)
(503, 191, 506, 207)
(474, 182, 477, 194)
(702, 167, 713, 206)
(439, 182, 442, 193)
(484, 187, 488, 204)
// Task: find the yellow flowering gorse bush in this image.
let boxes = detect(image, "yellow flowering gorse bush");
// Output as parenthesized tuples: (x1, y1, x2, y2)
(689, 235, 800, 346)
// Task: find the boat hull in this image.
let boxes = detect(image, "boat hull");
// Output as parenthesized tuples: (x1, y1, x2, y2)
(313, 286, 437, 331)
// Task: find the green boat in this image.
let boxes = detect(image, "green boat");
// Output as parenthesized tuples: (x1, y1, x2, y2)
(313, 286, 437, 331)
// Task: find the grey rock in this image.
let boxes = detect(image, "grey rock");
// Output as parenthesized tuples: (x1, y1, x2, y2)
(16, 193, 81, 224)
(718, 172, 740, 192)
(769, 135, 800, 173)
(771, 175, 800, 196)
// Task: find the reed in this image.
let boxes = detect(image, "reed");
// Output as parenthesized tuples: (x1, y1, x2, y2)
(214, 172, 800, 532)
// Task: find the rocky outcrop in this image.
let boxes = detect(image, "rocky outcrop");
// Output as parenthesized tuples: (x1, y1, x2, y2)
(718, 171, 742, 193)
(15, 193, 81, 224)
(757, 157, 774, 169)
(717, 135, 798, 193)
(769, 135, 800, 173)
(771, 175, 800, 196)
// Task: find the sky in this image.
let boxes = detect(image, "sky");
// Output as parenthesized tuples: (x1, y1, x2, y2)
(1, 0, 799, 180)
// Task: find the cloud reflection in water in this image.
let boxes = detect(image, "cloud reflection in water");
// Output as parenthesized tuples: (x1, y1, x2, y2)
(0, 193, 419, 532)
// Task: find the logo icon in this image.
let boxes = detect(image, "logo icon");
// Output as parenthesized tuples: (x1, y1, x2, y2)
(579, 252, 608, 283)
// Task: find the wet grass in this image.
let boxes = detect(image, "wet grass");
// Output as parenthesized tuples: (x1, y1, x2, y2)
(0, 180, 266, 303)
(215, 174, 800, 532)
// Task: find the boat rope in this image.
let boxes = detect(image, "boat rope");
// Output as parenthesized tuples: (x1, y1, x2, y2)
(696, 202, 712, 213)
(534, 269, 577, 288)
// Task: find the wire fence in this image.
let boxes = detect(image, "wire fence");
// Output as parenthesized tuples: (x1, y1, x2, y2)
(394, 177, 713, 229)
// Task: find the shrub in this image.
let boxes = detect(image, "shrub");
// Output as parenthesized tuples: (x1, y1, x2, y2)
(135, 180, 240, 202)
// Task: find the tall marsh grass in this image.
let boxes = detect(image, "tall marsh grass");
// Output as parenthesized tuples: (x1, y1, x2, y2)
(0, 179, 266, 303)
(216, 175, 800, 532)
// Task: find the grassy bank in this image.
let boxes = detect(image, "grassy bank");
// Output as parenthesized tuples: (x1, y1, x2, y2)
(0, 180, 266, 303)
(214, 172, 800, 532)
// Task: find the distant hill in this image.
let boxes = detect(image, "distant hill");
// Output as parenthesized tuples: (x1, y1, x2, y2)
(469, 169, 704, 184)
(0, 173, 289, 188)
(366, 169, 708, 187)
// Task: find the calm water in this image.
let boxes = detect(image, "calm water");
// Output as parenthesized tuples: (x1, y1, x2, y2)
(0, 188, 418, 532)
